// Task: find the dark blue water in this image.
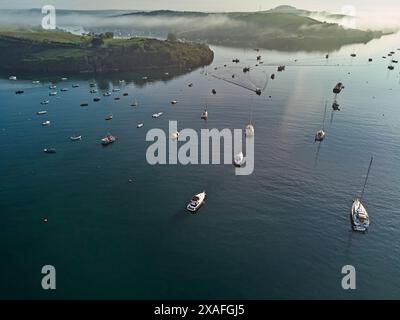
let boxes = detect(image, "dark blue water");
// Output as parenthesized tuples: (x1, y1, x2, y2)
(1, 33, 400, 299)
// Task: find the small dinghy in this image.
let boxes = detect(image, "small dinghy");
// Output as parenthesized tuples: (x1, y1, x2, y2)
(137, 123, 144, 128)
(80, 103, 88, 107)
(41, 100, 50, 105)
(212, 89, 217, 95)
(70, 135, 82, 141)
(233, 152, 246, 167)
(188, 83, 193, 87)
(187, 191, 206, 213)
(101, 134, 116, 146)
(37, 111, 48, 115)
(49, 91, 57, 96)
(93, 97, 101, 102)
(315, 129, 326, 142)
(61, 77, 68, 81)
(114, 97, 121, 100)
(332, 100, 340, 111)
(105, 115, 113, 121)
(333, 82, 344, 94)
(112, 88, 121, 92)
(72, 84, 80, 88)
(171, 100, 178, 105)
(61, 88, 69, 92)
(131, 99, 138, 107)
(103, 92, 111, 96)
(43, 148, 56, 154)
(42, 121, 51, 126)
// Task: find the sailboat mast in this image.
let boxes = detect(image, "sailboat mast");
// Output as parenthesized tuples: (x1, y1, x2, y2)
(361, 156, 373, 200)
(322, 100, 327, 129)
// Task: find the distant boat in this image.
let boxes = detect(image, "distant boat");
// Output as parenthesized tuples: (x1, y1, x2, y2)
(105, 114, 113, 121)
(243, 67, 250, 73)
(233, 152, 246, 167)
(332, 100, 340, 111)
(368, 58, 373, 62)
(257, 55, 261, 61)
(41, 100, 50, 105)
(37, 111, 47, 115)
(271, 74, 275, 80)
(188, 83, 193, 87)
(9, 76, 17, 80)
(164, 72, 169, 76)
(90, 89, 98, 93)
(142, 76, 148, 80)
(103, 92, 111, 96)
(187, 191, 206, 213)
(61, 88, 69, 92)
(42, 121, 51, 126)
(32, 80, 40, 84)
(89, 83, 97, 87)
(152, 112, 163, 118)
(350, 53, 357, 57)
(80, 103, 88, 107)
(49, 91, 57, 96)
(70, 135, 82, 141)
(131, 99, 138, 107)
(114, 97, 121, 100)
(277, 65, 285, 72)
(171, 100, 178, 105)
(72, 84, 80, 88)
(137, 123, 144, 128)
(315, 101, 327, 142)
(123, 92, 129, 96)
(201, 109, 208, 120)
(15, 90, 24, 94)
(93, 97, 101, 102)
(351, 157, 373, 232)
(171, 131, 180, 140)
(232, 58, 240, 63)
(388, 65, 395, 70)
(119, 80, 125, 84)
(43, 148, 56, 154)
(101, 134, 116, 146)
(212, 89, 216, 95)
(61, 77, 68, 81)
(333, 82, 344, 94)
(49, 85, 57, 89)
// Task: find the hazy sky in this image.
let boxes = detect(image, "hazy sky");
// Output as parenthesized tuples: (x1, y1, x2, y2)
(0, 0, 398, 13)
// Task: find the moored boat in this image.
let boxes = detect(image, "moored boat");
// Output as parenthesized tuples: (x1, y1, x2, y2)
(101, 134, 116, 146)
(187, 191, 206, 213)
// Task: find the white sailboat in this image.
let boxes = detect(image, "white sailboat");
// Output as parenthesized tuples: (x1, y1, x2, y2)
(315, 101, 327, 142)
(351, 157, 373, 232)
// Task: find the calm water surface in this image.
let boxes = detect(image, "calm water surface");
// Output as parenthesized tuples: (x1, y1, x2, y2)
(1, 33, 400, 299)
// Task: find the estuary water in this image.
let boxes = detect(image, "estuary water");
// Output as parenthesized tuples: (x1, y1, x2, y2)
(1, 32, 400, 299)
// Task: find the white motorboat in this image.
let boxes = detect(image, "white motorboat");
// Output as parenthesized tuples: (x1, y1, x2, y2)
(245, 124, 255, 137)
(32, 80, 40, 84)
(9, 76, 17, 80)
(37, 111, 48, 115)
(43, 148, 56, 154)
(103, 92, 111, 96)
(61, 77, 68, 81)
(72, 84, 80, 88)
(42, 121, 51, 126)
(187, 191, 206, 213)
(49, 85, 57, 89)
(70, 135, 82, 141)
(171, 100, 178, 105)
(152, 112, 163, 118)
(142, 76, 148, 80)
(201, 110, 208, 120)
(90, 89, 98, 93)
(233, 152, 246, 167)
(350, 157, 373, 232)
(137, 123, 144, 128)
(105, 114, 113, 121)
(112, 88, 121, 92)
(101, 134, 116, 146)
(49, 91, 57, 96)
(41, 100, 50, 105)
